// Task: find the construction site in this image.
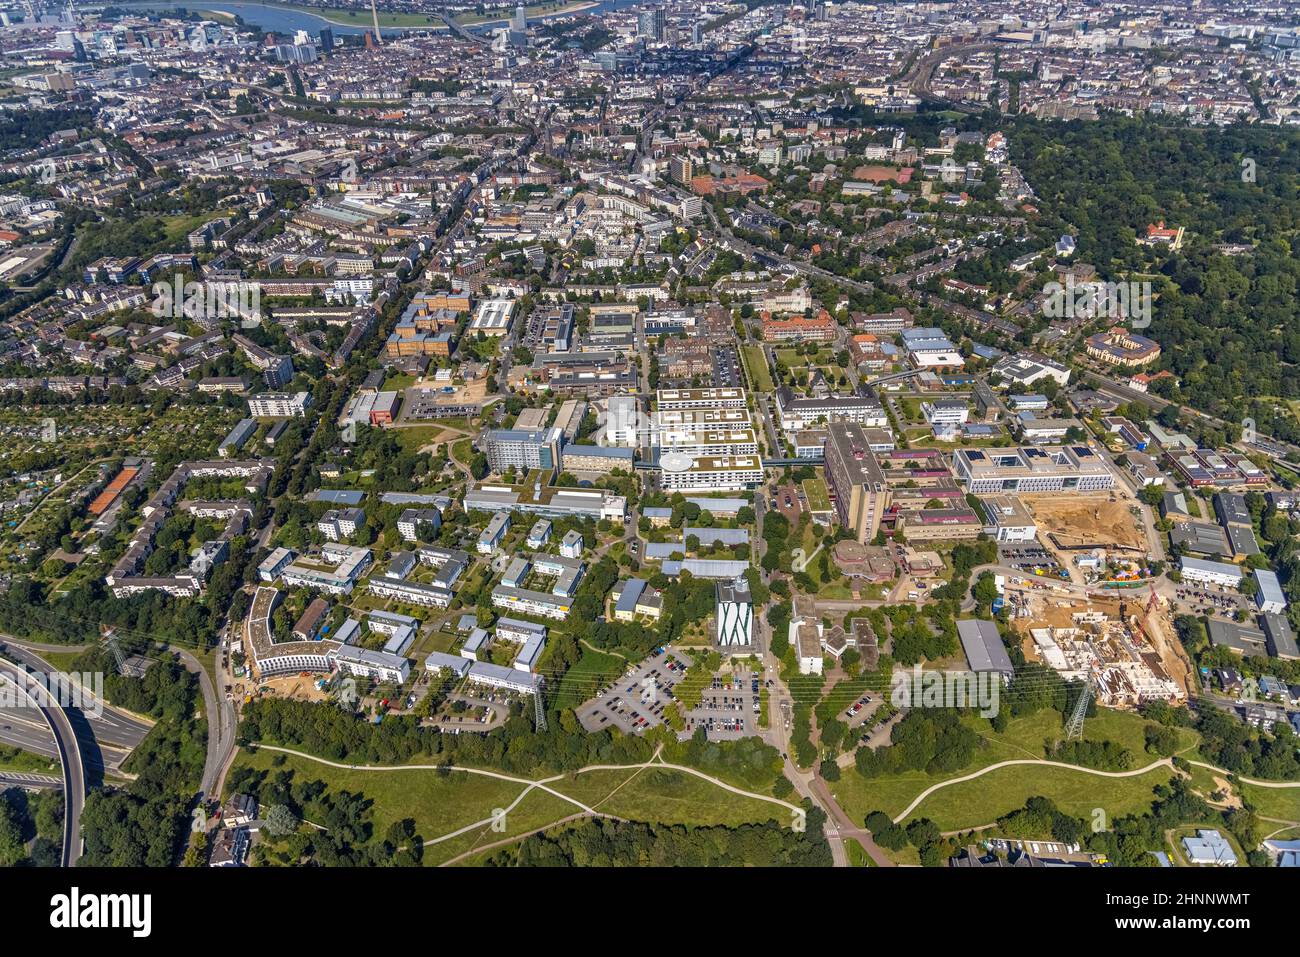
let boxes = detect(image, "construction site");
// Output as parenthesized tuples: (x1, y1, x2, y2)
(1000, 575, 1194, 709)
(1022, 493, 1150, 553)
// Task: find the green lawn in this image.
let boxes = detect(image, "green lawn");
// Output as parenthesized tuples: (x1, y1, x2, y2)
(832, 707, 1199, 825)
(741, 344, 775, 392)
(0, 744, 59, 775)
(262, 1, 445, 28)
(230, 748, 523, 842)
(552, 646, 624, 712)
(393, 425, 446, 454)
(554, 766, 786, 827)
(455, 0, 594, 25)
(890, 763, 1176, 831)
(232, 745, 791, 866)
(1238, 782, 1300, 822)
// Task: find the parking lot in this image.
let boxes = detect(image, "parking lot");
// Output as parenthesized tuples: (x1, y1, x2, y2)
(770, 483, 804, 525)
(575, 650, 765, 741)
(1174, 584, 1248, 616)
(575, 647, 693, 736)
(999, 543, 1064, 573)
(682, 665, 761, 740)
(712, 344, 741, 387)
(842, 690, 881, 730)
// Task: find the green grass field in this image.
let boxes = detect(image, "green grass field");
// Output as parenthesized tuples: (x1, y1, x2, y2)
(553, 767, 786, 827)
(0, 745, 59, 775)
(892, 763, 1176, 831)
(230, 748, 516, 836)
(1238, 781, 1300, 822)
(741, 344, 775, 392)
(831, 707, 1199, 826)
(260, 1, 444, 28)
(231, 744, 791, 866)
(552, 646, 624, 712)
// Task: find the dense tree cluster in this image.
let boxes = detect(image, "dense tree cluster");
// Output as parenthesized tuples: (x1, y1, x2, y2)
(487, 811, 831, 867)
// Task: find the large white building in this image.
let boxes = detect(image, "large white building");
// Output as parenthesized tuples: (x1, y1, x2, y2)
(775, 387, 888, 431)
(484, 426, 562, 473)
(978, 495, 1038, 543)
(952, 446, 1114, 494)
(656, 387, 747, 411)
(658, 452, 764, 493)
(280, 543, 372, 594)
(331, 645, 411, 684)
(491, 584, 572, 620)
(468, 298, 516, 336)
(656, 427, 759, 459)
(654, 407, 751, 436)
(248, 391, 312, 417)
(1179, 557, 1245, 588)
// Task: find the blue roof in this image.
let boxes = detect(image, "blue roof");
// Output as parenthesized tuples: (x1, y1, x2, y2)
(615, 578, 647, 614)
(661, 559, 750, 578)
(310, 489, 366, 505)
(1256, 568, 1286, 606)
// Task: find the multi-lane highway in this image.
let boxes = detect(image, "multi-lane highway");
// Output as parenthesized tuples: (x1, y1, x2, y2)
(0, 656, 84, 866)
(0, 640, 152, 778)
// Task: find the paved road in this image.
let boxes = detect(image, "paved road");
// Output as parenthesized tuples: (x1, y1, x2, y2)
(0, 770, 62, 790)
(0, 639, 152, 775)
(0, 657, 84, 866)
(172, 647, 237, 799)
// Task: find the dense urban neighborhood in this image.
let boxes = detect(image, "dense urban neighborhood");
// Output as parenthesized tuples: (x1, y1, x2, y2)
(0, 0, 1296, 905)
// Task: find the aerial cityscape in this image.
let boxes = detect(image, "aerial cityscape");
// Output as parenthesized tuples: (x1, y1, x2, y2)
(0, 0, 1295, 907)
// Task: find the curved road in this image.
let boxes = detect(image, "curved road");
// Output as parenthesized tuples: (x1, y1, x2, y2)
(892, 756, 1300, 825)
(0, 657, 84, 866)
(4, 637, 234, 798)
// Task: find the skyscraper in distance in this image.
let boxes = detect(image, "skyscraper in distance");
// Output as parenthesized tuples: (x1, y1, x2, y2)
(638, 5, 665, 42)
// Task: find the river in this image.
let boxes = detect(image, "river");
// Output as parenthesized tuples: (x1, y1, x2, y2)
(112, 0, 640, 36)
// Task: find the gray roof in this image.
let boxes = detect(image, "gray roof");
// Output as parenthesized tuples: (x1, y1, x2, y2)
(1262, 613, 1299, 659)
(614, 578, 647, 614)
(1170, 523, 1229, 557)
(956, 619, 1014, 676)
(1206, 618, 1266, 655)
(684, 526, 749, 546)
(684, 497, 748, 514)
(660, 559, 750, 578)
(424, 651, 471, 677)
(1256, 568, 1286, 607)
(309, 489, 366, 505)
(1225, 524, 1260, 557)
(1179, 556, 1243, 579)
